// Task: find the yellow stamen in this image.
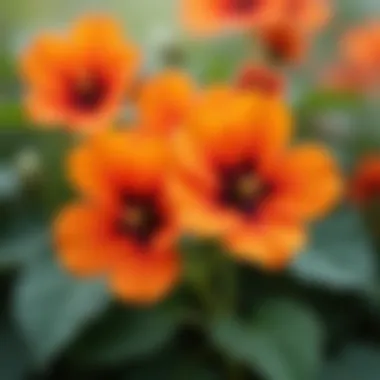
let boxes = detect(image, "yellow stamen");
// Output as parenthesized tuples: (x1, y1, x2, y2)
(76, 72, 94, 93)
(123, 207, 144, 228)
(237, 175, 262, 199)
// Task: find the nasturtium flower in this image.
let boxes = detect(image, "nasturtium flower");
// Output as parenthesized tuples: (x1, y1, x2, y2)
(55, 131, 180, 303)
(321, 63, 369, 93)
(182, 0, 283, 35)
(137, 70, 196, 136)
(351, 156, 380, 206)
(236, 64, 284, 97)
(341, 22, 380, 82)
(171, 87, 341, 269)
(20, 15, 140, 131)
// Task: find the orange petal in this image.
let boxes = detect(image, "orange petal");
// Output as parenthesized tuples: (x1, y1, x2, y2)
(169, 177, 238, 236)
(138, 70, 195, 136)
(67, 140, 115, 207)
(24, 93, 64, 127)
(110, 250, 180, 304)
(70, 15, 126, 47)
(227, 223, 306, 269)
(54, 203, 113, 276)
(187, 87, 292, 167)
(20, 34, 70, 91)
(271, 144, 342, 221)
(92, 130, 171, 192)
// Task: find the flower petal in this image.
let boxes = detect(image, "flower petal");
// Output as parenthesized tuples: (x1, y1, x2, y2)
(110, 250, 180, 304)
(54, 203, 113, 276)
(271, 144, 342, 221)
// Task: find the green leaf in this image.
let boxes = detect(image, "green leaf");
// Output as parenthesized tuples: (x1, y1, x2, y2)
(298, 90, 361, 113)
(185, 34, 253, 84)
(0, 165, 21, 201)
(320, 344, 380, 380)
(0, 103, 29, 129)
(210, 299, 324, 380)
(0, 315, 31, 380)
(0, 226, 48, 269)
(126, 355, 221, 380)
(69, 301, 184, 367)
(290, 205, 376, 292)
(12, 254, 110, 366)
(122, 338, 223, 380)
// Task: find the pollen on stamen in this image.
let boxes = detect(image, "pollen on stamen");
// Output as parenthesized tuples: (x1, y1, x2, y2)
(236, 175, 263, 199)
(69, 71, 107, 111)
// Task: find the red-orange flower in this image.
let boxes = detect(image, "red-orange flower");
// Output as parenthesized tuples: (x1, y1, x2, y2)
(341, 22, 380, 82)
(236, 64, 285, 97)
(171, 87, 341, 269)
(259, 21, 308, 63)
(182, 0, 283, 35)
(321, 63, 370, 93)
(20, 15, 140, 131)
(54, 131, 180, 303)
(137, 70, 196, 136)
(351, 156, 380, 206)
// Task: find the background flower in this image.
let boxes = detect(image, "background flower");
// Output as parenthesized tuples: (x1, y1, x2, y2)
(19, 15, 140, 131)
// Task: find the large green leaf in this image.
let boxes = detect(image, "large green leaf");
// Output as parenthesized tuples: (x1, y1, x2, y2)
(12, 254, 110, 366)
(320, 344, 380, 380)
(0, 315, 31, 380)
(290, 205, 376, 292)
(210, 299, 324, 380)
(69, 301, 185, 367)
(0, 226, 47, 269)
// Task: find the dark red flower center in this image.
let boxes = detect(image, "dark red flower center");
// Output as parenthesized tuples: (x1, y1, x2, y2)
(116, 193, 165, 245)
(68, 71, 108, 112)
(222, 0, 263, 15)
(217, 160, 271, 215)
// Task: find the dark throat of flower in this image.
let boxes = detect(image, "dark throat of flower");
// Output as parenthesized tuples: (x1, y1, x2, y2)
(217, 160, 271, 216)
(116, 193, 165, 246)
(68, 71, 108, 112)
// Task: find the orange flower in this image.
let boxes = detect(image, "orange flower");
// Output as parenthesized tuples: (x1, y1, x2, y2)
(341, 22, 380, 81)
(321, 63, 370, 93)
(54, 131, 180, 303)
(171, 87, 341, 269)
(278, 0, 331, 31)
(259, 21, 308, 63)
(236, 64, 285, 97)
(20, 15, 140, 131)
(182, 0, 283, 35)
(351, 156, 380, 206)
(137, 70, 196, 136)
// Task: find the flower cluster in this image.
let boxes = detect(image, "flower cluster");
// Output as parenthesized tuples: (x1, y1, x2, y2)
(19, 3, 344, 305)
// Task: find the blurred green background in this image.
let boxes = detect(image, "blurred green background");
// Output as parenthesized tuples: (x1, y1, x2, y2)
(2, 1, 380, 380)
